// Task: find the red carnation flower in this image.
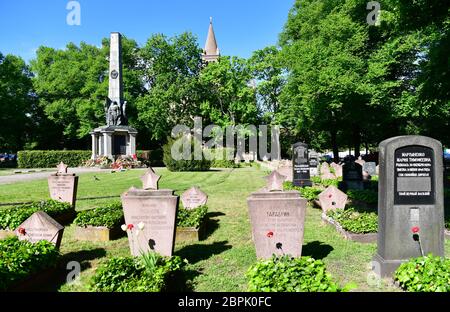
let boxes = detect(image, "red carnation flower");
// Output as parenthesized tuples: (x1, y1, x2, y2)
(411, 226, 420, 234)
(127, 224, 134, 230)
(18, 227, 26, 236)
(328, 194, 332, 198)
(266, 231, 274, 238)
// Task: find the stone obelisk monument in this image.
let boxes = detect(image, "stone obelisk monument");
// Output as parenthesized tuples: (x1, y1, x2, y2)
(90, 32, 137, 160)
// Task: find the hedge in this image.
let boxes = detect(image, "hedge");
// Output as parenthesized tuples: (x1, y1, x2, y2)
(0, 200, 73, 231)
(17, 150, 91, 168)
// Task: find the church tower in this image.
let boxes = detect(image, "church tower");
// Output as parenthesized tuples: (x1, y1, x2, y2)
(202, 17, 220, 63)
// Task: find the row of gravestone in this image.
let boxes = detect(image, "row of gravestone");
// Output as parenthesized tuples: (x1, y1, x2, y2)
(276, 143, 379, 190)
(248, 135, 445, 279)
(10, 135, 446, 280)
(13, 164, 209, 258)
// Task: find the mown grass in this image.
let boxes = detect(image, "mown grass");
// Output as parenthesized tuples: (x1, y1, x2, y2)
(0, 167, 449, 292)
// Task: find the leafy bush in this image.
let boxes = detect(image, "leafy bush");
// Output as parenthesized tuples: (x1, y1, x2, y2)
(207, 148, 239, 168)
(74, 203, 124, 228)
(0, 200, 73, 230)
(283, 182, 322, 201)
(91, 253, 186, 292)
(0, 237, 60, 290)
(137, 149, 164, 167)
(246, 255, 345, 292)
(347, 189, 378, 205)
(17, 150, 91, 168)
(394, 255, 450, 292)
(311, 176, 340, 187)
(327, 208, 378, 234)
(163, 136, 211, 172)
(177, 205, 208, 228)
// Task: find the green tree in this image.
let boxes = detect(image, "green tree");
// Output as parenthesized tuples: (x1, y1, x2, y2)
(199, 56, 258, 127)
(30, 37, 143, 148)
(136, 32, 204, 142)
(0, 53, 34, 151)
(278, 0, 372, 159)
(248, 46, 285, 124)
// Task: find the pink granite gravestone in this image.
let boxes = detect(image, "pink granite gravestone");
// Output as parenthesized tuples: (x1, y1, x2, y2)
(48, 162, 78, 208)
(331, 163, 343, 178)
(181, 186, 208, 209)
(121, 168, 178, 257)
(318, 186, 348, 213)
(15, 211, 64, 249)
(277, 166, 293, 182)
(247, 175, 307, 259)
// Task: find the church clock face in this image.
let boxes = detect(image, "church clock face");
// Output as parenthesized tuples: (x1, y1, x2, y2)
(110, 70, 119, 79)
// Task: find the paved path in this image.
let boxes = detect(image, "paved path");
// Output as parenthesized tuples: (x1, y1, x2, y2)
(0, 168, 112, 185)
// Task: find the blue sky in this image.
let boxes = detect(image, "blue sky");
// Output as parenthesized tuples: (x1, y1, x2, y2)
(0, 0, 294, 63)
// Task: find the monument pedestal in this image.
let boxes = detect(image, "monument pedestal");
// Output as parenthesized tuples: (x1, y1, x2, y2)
(121, 188, 178, 257)
(91, 125, 137, 160)
(247, 191, 307, 259)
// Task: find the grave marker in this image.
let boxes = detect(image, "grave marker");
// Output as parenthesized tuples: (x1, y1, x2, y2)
(48, 162, 78, 208)
(121, 170, 178, 257)
(292, 142, 312, 187)
(318, 186, 348, 213)
(373, 136, 445, 278)
(247, 177, 307, 259)
(15, 212, 64, 249)
(342, 161, 363, 190)
(181, 186, 208, 209)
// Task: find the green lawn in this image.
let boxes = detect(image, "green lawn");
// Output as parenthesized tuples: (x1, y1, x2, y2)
(1, 167, 449, 292)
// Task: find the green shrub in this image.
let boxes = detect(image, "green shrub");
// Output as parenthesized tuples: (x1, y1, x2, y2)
(17, 150, 91, 168)
(0, 237, 60, 290)
(283, 182, 322, 201)
(207, 148, 239, 168)
(91, 253, 186, 292)
(163, 136, 211, 172)
(137, 149, 164, 167)
(347, 190, 378, 205)
(176, 205, 208, 228)
(74, 202, 123, 229)
(311, 176, 340, 187)
(394, 255, 450, 292)
(327, 208, 378, 234)
(246, 255, 345, 292)
(0, 200, 73, 230)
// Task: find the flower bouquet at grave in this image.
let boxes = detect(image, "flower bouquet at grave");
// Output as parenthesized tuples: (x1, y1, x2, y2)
(112, 155, 143, 170)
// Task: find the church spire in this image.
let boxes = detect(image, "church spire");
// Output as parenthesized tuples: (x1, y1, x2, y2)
(202, 17, 220, 63)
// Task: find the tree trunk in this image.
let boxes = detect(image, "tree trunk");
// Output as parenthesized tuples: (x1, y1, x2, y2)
(353, 125, 361, 158)
(331, 128, 339, 163)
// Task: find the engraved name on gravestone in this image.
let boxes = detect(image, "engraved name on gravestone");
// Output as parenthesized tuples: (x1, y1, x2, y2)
(48, 162, 79, 208)
(15, 212, 64, 249)
(292, 142, 312, 187)
(181, 186, 208, 209)
(247, 181, 307, 259)
(373, 136, 445, 278)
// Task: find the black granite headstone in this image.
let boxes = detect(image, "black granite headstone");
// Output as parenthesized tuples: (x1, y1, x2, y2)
(342, 161, 363, 190)
(373, 136, 444, 278)
(292, 142, 312, 187)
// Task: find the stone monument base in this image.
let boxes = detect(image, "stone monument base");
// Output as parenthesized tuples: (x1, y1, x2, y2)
(91, 125, 138, 160)
(372, 254, 408, 278)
